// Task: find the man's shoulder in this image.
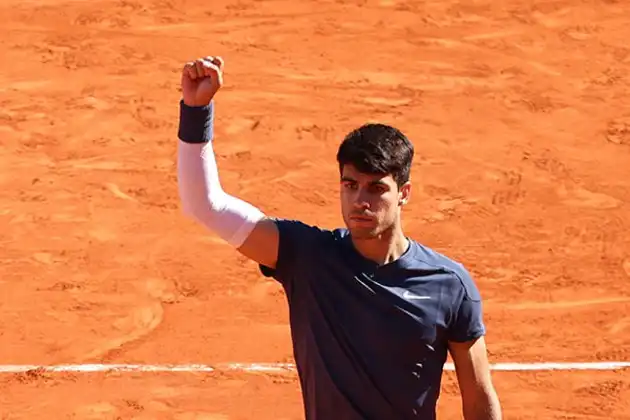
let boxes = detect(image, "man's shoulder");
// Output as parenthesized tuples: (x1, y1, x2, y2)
(410, 241, 465, 273)
(272, 217, 345, 245)
(409, 241, 481, 300)
(258, 218, 343, 280)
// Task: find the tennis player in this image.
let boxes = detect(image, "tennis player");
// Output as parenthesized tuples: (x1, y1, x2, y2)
(177, 55, 502, 420)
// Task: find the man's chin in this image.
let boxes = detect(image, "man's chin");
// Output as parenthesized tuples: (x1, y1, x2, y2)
(348, 226, 380, 239)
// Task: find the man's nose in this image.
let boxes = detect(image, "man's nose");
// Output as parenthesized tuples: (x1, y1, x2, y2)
(352, 189, 370, 209)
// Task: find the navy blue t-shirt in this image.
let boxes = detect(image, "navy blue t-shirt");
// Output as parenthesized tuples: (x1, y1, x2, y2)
(259, 219, 486, 420)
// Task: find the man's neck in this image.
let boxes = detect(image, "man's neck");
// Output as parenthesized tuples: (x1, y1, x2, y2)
(351, 228, 410, 266)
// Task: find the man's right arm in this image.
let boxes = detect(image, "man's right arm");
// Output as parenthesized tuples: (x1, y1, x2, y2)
(176, 55, 280, 270)
(235, 218, 280, 269)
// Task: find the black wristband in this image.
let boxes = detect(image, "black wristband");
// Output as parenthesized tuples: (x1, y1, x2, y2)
(177, 99, 214, 143)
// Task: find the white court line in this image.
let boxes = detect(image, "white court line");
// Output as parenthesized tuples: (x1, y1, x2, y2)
(1, 362, 630, 374)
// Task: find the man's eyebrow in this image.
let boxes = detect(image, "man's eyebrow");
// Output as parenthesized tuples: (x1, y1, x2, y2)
(340, 176, 388, 186)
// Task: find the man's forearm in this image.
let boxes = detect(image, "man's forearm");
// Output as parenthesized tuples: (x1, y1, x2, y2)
(177, 100, 264, 247)
(464, 389, 502, 420)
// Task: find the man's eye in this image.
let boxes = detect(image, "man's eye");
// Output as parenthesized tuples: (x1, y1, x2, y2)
(370, 185, 386, 194)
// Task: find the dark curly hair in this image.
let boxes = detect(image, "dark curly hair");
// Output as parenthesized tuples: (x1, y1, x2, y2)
(336, 123, 414, 188)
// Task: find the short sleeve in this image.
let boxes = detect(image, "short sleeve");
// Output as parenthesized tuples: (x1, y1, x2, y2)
(447, 268, 486, 343)
(258, 218, 325, 286)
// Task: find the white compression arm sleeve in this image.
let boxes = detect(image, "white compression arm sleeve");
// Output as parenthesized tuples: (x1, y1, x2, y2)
(177, 139, 265, 248)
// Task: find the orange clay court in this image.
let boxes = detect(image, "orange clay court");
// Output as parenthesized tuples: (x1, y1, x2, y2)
(1, 0, 630, 418)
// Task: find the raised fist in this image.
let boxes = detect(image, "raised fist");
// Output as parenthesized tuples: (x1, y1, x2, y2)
(181, 56, 224, 107)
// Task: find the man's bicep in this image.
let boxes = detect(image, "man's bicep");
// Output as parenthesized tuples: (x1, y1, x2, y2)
(237, 217, 280, 270)
(247, 218, 324, 284)
(447, 281, 489, 390)
(448, 336, 490, 380)
(449, 337, 502, 419)
(448, 336, 493, 398)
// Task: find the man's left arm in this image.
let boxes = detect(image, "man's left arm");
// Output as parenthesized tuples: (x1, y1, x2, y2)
(446, 268, 502, 420)
(449, 336, 502, 420)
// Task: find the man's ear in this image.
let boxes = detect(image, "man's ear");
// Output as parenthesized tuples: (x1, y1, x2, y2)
(399, 182, 411, 206)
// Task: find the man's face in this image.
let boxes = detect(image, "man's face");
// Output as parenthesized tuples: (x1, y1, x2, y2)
(340, 164, 410, 239)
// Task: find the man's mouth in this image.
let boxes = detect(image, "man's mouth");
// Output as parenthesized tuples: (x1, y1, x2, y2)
(350, 214, 374, 222)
